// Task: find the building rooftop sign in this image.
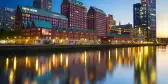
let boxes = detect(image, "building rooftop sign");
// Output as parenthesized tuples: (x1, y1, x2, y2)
(19, 5, 68, 21)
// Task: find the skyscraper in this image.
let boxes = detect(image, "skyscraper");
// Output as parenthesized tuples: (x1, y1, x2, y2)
(33, 0, 52, 11)
(61, 0, 87, 29)
(133, 0, 156, 41)
(87, 6, 107, 37)
(133, 3, 141, 29)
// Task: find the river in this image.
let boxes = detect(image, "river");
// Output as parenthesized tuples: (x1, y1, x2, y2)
(0, 46, 168, 84)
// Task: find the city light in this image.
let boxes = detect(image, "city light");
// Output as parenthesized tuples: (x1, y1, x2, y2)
(13, 56, 16, 71)
(35, 58, 38, 71)
(6, 58, 9, 70)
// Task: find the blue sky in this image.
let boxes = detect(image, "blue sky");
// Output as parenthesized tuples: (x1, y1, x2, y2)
(0, 0, 168, 37)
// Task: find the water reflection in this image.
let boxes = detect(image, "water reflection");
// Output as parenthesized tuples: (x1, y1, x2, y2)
(0, 46, 164, 84)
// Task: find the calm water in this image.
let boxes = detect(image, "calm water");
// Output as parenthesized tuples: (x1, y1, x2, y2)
(0, 46, 168, 84)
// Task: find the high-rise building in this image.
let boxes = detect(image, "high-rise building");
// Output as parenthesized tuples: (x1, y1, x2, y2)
(61, 0, 87, 29)
(0, 7, 15, 30)
(133, 3, 142, 29)
(87, 6, 107, 37)
(133, 3, 144, 40)
(106, 14, 116, 33)
(142, 0, 156, 40)
(134, 0, 156, 41)
(33, 0, 52, 11)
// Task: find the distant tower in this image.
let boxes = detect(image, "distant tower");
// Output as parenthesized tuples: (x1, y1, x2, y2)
(119, 21, 121, 25)
(33, 0, 52, 11)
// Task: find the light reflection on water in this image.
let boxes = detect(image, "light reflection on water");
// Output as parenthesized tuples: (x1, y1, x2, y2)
(0, 46, 168, 84)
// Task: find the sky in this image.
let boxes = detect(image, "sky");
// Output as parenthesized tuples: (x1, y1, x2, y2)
(0, 0, 168, 37)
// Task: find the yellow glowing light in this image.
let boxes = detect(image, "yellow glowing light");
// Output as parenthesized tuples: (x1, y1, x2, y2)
(85, 39, 87, 41)
(108, 50, 111, 60)
(122, 48, 124, 57)
(26, 57, 29, 67)
(116, 48, 118, 59)
(84, 51, 87, 65)
(49, 59, 52, 71)
(144, 46, 149, 57)
(53, 54, 56, 66)
(98, 51, 100, 64)
(81, 53, 85, 64)
(108, 60, 113, 72)
(36, 36, 39, 40)
(60, 39, 63, 43)
(60, 53, 63, 65)
(6, 58, 9, 70)
(35, 59, 38, 71)
(52, 39, 55, 43)
(9, 69, 14, 84)
(14, 56, 16, 71)
(66, 56, 68, 67)
(128, 48, 131, 57)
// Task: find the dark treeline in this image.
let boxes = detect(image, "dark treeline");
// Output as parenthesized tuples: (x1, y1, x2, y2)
(0, 29, 22, 39)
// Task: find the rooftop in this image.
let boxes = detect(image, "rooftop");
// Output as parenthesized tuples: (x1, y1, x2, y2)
(90, 6, 106, 15)
(112, 24, 133, 29)
(107, 32, 129, 37)
(18, 5, 68, 20)
(24, 20, 53, 29)
(62, 0, 85, 7)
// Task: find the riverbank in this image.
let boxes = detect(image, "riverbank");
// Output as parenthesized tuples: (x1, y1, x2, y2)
(0, 44, 166, 54)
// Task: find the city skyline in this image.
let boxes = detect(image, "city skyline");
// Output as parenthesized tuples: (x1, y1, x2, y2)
(0, 0, 168, 37)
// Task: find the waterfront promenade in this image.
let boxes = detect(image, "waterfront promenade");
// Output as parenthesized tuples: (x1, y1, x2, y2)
(0, 44, 165, 53)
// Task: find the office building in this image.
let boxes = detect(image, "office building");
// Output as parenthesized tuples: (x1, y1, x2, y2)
(33, 0, 52, 11)
(142, 0, 156, 40)
(133, 3, 142, 29)
(87, 6, 107, 37)
(61, 0, 87, 29)
(133, 0, 156, 41)
(0, 7, 15, 30)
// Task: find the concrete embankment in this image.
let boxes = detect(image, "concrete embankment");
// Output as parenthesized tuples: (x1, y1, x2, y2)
(0, 44, 165, 54)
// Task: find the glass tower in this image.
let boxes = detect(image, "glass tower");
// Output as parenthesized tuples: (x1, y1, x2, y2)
(141, 0, 156, 40)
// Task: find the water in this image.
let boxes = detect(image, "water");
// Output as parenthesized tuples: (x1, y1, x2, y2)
(0, 46, 168, 84)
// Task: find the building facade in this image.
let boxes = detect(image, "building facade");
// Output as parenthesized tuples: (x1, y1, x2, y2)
(87, 6, 107, 37)
(0, 7, 15, 30)
(133, 3, 142, 30)
(133, 0, 156, 41)
(107, 23, 134, 43)
(33, 0, 52, 11)
(15, 5, 68, 42)
(106, 14, 116, 33)
(61, 0, 87, 29)
(15, 6, 98, 44)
